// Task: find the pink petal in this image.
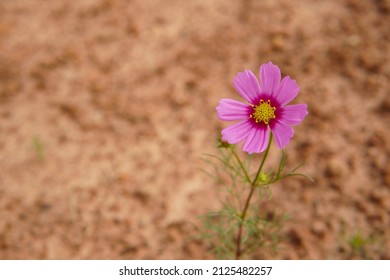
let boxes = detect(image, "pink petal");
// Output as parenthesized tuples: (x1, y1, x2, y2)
(216, 98, 251, 121)
(279, 104, 308, 126)
(270, 120, 294, 149)
(274, 76, 299, 106)
(242, 125, 270, 154)
(221, 119, 253, 144)
(232, 70, 261, 103)
(260, 62, 281, 96)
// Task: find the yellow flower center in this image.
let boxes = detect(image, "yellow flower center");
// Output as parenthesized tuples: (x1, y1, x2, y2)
(250, 99, 276, 124)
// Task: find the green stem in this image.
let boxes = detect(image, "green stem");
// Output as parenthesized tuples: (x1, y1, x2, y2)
(230, 147, 251, 183)
(253, 133, 273, 186)
(234, 133, 273, 259)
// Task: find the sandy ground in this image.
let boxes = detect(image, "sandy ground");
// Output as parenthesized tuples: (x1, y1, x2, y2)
(0, 0, 389, 259)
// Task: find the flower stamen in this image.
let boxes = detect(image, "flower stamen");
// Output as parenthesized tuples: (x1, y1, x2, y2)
(250, 99, 276, 124)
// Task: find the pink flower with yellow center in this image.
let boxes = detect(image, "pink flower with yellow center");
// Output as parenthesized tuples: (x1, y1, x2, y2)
(216, 62, 308, 154)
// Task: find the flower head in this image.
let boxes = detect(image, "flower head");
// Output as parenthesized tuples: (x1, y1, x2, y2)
(216, 62, 308, 154)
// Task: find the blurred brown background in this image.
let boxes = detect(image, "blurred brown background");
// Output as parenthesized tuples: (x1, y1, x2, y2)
(0, 0, 389, 259)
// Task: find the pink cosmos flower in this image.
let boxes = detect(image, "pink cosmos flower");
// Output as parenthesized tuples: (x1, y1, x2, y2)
(216, 62, 308, 154)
